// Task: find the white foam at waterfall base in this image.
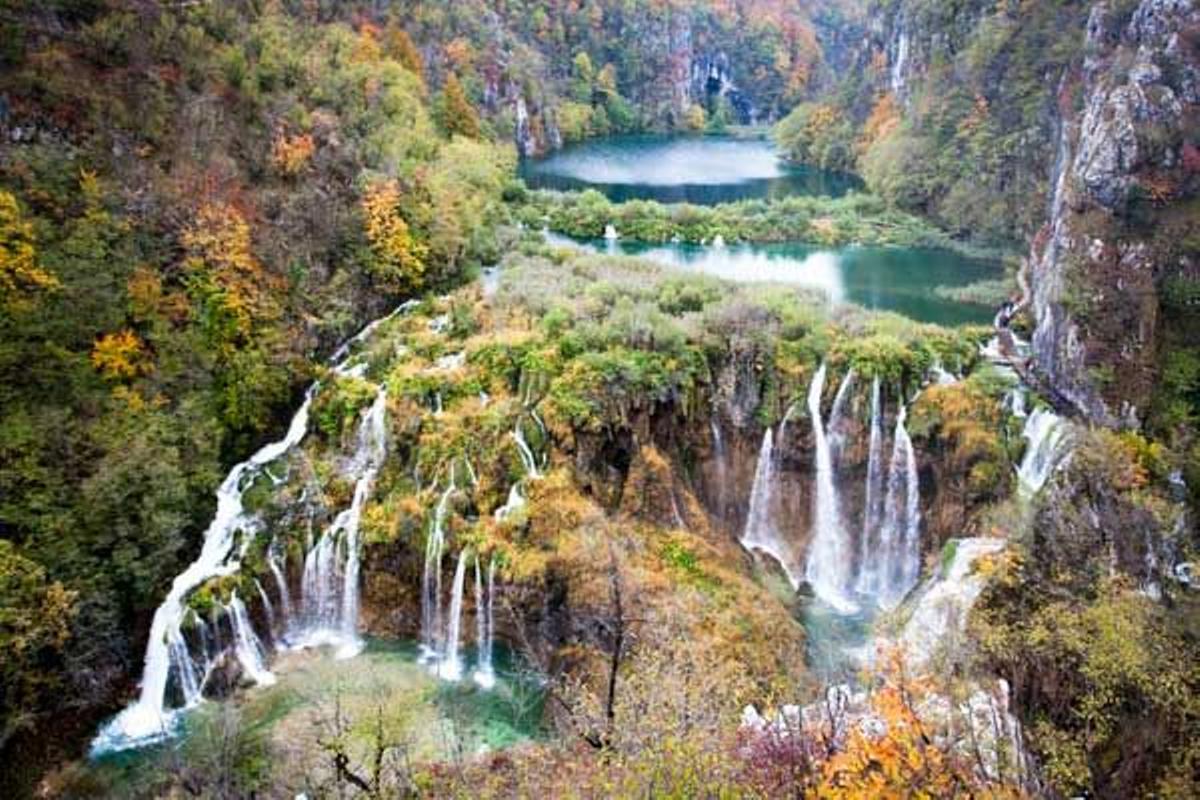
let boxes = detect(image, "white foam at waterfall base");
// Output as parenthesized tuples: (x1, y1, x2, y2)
(804, 364, 858, 614)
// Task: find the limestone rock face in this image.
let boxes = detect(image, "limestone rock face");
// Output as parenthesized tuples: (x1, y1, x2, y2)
(1030, 0, 1199, 426)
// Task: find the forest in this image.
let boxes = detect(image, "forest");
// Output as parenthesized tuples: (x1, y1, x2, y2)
(1, 1, 1198, 798)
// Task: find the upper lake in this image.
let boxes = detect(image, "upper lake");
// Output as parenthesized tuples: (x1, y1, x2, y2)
(519, 134, 862, 204)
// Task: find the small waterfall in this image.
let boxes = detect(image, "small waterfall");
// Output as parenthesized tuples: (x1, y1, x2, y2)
(228, 593, 275, 687)
(421, 483, 457, 658)
(872, 405, 921, 610)
(1017, 408, 1070, 497)
(494, 483, 526, 521)
(513, 421, 541, 478)
(167, 629, 201, 708)
(827, 369, 856, 459)
(741, 430, 801, 587)
(710, 417, 728, 520)
(438, 549, 470, 681)
(604, 224, 619, 240)
(267, 548, 293, 633)
(855, 377, 886, 595)
(473, 555, 497, 689)
(804, 365, 858, 614)
(254, 579, 276, 640)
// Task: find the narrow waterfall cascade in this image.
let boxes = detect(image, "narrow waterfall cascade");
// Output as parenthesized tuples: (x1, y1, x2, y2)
(268, 545, 293, 625)
(494, 483, 526, 521)
(854, 377, 886, 596)
(873, 404, 922, 610)
(421, 482, 457, 660)
(437, 550, 470, 681)
(741, 429, 802, 587)
(228, 593, 275, 687)
(804, 364, 858, 614)
(604, 223, 619, 240)
(827, 369, 856, 459)
(1017, 408, 1071, 497)
(255, 579, 277, 639)
(473, 555, 497, 689)
(883, 407, 926, 606)
(90, 385, 317, 753)
(777, 402, 799, 452)
(514, 420, 542, 478)
(710, 417, 728, 520)
(295, 388, 388, 659)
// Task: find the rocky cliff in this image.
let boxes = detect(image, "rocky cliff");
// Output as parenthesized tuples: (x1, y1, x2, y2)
(1029, 0, 1200, 426)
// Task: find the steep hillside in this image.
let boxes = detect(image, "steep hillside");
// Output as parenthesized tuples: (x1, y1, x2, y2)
(0, 2, 511, 786)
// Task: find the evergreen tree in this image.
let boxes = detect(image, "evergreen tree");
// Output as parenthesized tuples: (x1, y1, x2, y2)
(439, 73, 481, 139)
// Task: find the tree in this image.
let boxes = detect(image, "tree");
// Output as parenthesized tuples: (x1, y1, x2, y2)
(383, 23, 424, 79)
(438, 73, 480, 139)
(362, 179, 427, 294)
(90, 329, 151, 381)
(0, 190, 58, 312)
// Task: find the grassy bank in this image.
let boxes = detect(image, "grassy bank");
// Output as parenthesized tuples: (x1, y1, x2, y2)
(515, 188, 1008, 256)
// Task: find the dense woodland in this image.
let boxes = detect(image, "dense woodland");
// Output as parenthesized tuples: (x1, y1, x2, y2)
(1, 1, 1198, 798)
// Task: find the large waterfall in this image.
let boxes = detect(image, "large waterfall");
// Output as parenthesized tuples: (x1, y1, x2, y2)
(91, 386, 318, 753)
(804, 364, 858, 614)
(741, 429, 801, 587)
(92, 306, 405, 755)
(855, 378, 886, 595)
(422, 482, 457, 661)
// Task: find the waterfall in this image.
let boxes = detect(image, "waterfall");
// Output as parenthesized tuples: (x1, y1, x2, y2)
(254, 579, 276, 640)
(267, 547, 293, 634)
(710, 417, 728, 521)
(473, 555, 497, 689)
(91, 385, 317, 753)
(167, 629, 201, 709)
(804, 365, 858, 614)
(604, 223, 619, 240)
(421, 482, 456, 658)
(228, 593, 275, 687)
(437, 550, 470, 681)
(855, 377, 886, 595)
(494, 483, 526, 521)
(827, 369, 856, 459)
(741, 430, 801, 587)
(873, 405, 921, 610)
(92, 304, 410, 755)
(295, 389, 387, 658)
(513, 421, 541, 478)
(1017, 408, 1070, 497)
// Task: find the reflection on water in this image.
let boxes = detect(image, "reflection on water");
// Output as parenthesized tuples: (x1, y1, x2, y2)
(546, 232, 999, 326)
(520, 134, 862, 204)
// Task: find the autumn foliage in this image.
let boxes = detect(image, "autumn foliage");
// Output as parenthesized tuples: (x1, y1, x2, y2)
(361, 179, 428, 294)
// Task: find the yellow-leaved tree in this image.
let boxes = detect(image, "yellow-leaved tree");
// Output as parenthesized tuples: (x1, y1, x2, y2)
(0, 189, 58, 312)
(90, 330, 151, 381)
(361, 179, 427, 294)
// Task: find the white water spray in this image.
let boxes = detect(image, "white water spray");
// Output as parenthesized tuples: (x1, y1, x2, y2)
(1017, 408, 1070, 497)
(741, 429, 801, 587)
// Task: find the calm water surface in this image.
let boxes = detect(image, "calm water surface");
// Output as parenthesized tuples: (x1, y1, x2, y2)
(546, 233, 998, 326)
(520, 134, 862, 204)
